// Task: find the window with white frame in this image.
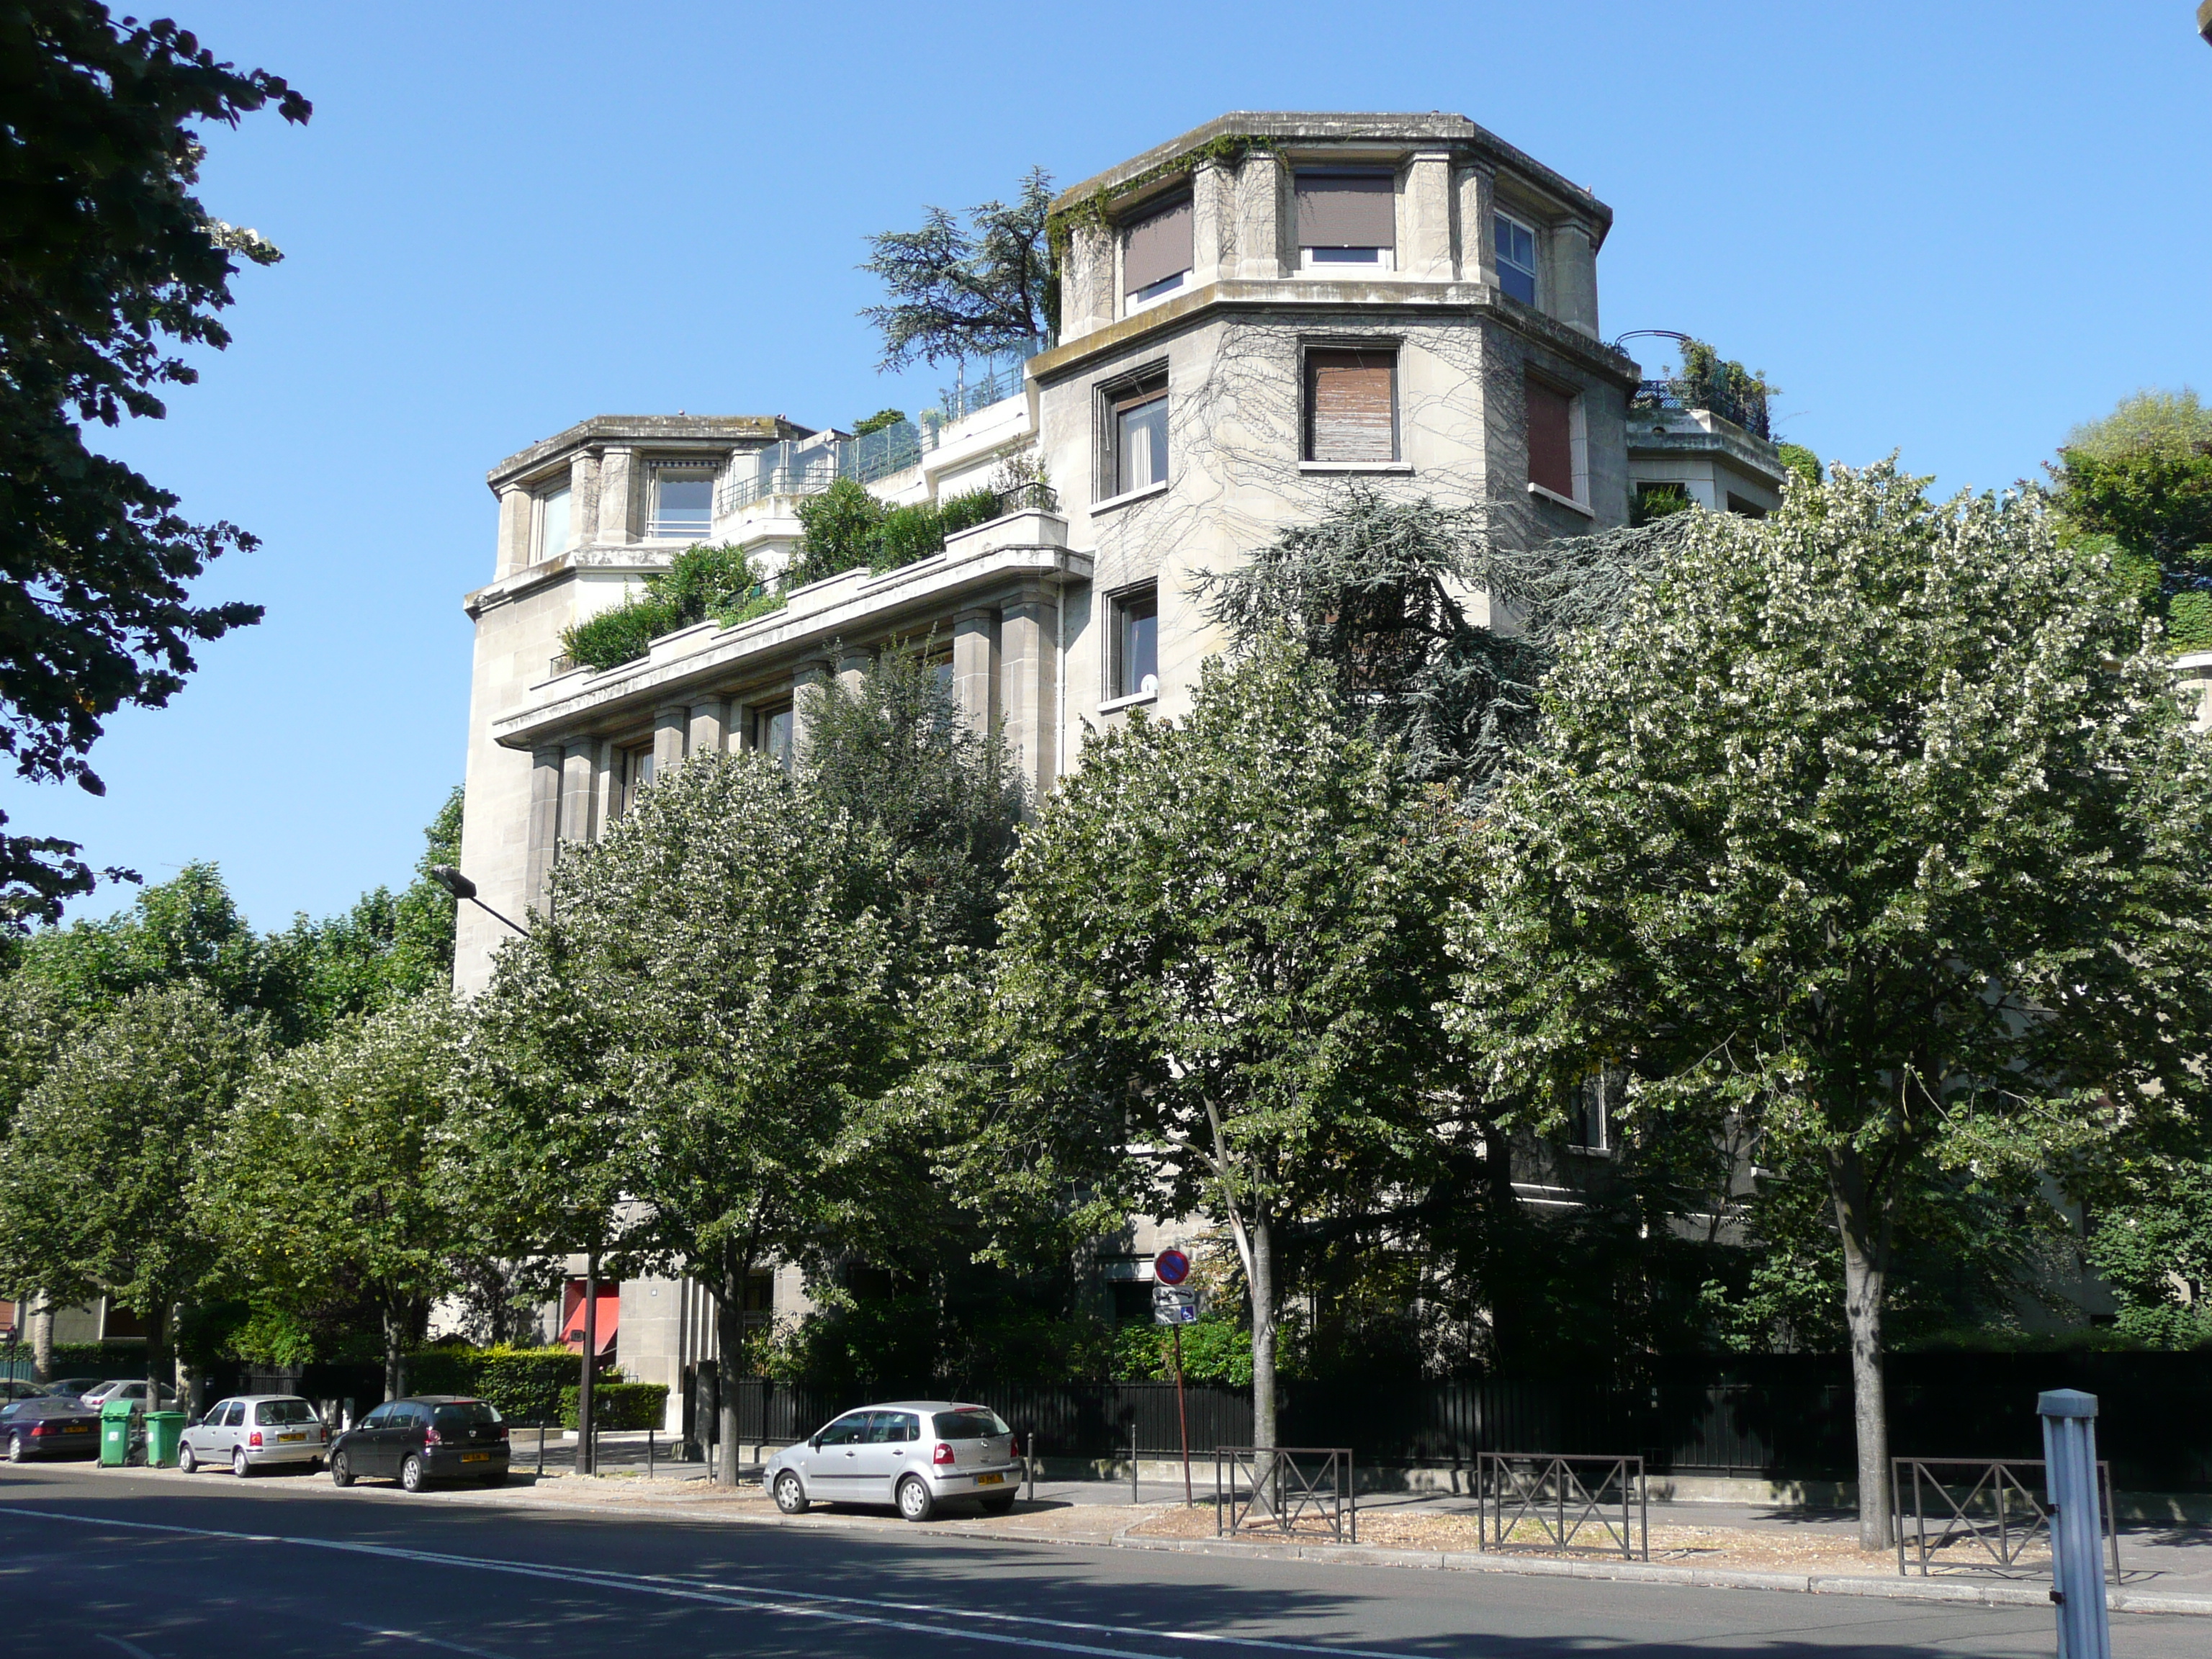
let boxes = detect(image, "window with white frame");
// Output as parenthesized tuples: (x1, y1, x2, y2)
(1110, 584, 1159, 701)
(1106, 372, 1169, 499)
(1295, 169, 1395, 269)
(648, 463, 716, 541)
(1122, 193, 1193, 309)
(536, 483, 572, 562)
(1494, 212, 1538, 305)
(1303, 345, 1398, 463)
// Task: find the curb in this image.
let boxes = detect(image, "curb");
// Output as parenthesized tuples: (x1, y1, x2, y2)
(418, 1480, 2212, 1619)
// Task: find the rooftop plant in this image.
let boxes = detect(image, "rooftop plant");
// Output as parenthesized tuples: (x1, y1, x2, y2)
(560, 544, 783, 673)
(788, 482, 1009, 590)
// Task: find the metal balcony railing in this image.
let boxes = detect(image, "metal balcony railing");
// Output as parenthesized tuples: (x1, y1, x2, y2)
(1633, 377, 1772, 441)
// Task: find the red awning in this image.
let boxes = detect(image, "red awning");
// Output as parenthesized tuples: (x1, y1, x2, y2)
(559, 1282, 620, 1355)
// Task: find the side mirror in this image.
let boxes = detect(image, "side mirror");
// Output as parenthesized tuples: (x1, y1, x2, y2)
(809, 1436, 822, 1451)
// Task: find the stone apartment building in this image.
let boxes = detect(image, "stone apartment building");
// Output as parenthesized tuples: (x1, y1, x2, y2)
(451, 112, 1792, 1429)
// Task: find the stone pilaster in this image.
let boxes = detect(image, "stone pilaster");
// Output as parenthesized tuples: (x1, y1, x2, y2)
(1550, 222, 1599, 338)
(596, 446, 638, 544)
(652, 705, 687, 774)
(1190, 160, 1233, 289)
(1403, 152, 1454, 281)
(1061, 222, 1115, 342)
(525, 747, 562, 913)
(952, 606, 1000, 736)
(791, 658, 832, 762)
(1456, 166, 1497, 287)
(570, 448, 602, 547)
(496, 485, 531, 578)
(1238, 153, 1287, 280)
(688, 700, 728, 757)
(837, 646, 872, 698)
(999, 585, 1058, 808)
(559, 742, 598, 846)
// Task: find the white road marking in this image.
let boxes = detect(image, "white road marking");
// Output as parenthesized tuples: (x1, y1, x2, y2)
(0, 1506, 1438, 1658)
(96, 1637, 159, 1659)
(343, 1621, 511, 1658)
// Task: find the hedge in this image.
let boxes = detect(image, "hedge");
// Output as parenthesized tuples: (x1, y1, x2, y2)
(559, 1382, 668, 1431)
(4, 1343, 153, 1382)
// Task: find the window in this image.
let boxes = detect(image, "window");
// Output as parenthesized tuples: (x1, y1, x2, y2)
(755, 704, 794, 772)
(1109, 374, 1169, 498)
(221, 1401, 246, 1427)
(1303, 346, 1398, 463)
(1296, 170, 1395, 268)
(255, 1399, 317, 1426)
(933, 1408, 1010, 1440)
(621, 745, 654, 814)
(1494, 212, 1538, 305)
(537, 484, 572, 561)
(1569, 1069, 1614, 1154)
(1526, 376, 1576, 501)
(1110, 585, 1159, 701)
(818, 1413, 869, 1447)
(649, 464, 715, 541)
(1123, 194, 1192, 307)
(1726, 492, 1768, 519)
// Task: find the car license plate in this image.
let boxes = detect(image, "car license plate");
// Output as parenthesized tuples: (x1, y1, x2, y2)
(278, 1432, 305, 1442)
(462, 1452, 489, 1463)
(975, 1473, 1003, 1485)
(63, 1425, 89, 1434)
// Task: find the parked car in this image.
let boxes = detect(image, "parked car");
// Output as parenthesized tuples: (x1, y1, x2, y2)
(42, 1377, 108, 1403)
(0, 1379, 51, 1403)
(765, 1401, 1021, 1522)
(1, 1395, 102, 1461)
(328, 1396, 508, 1493)
(79, 1380, 175, 1411)
(179, 1395, 325, 1477)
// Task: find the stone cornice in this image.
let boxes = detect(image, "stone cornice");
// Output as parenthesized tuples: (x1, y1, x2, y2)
(463, 544, 673, 619)
(1053, 112, 1613, 246)
(1030, 278, 1642, 390)
(486, 415, 814, 493)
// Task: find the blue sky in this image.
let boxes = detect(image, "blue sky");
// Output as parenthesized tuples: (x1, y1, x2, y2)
(11, 1, 2211, 932)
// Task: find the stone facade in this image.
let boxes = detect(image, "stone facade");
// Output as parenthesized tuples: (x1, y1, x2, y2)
(451, 112, 1782, 1433)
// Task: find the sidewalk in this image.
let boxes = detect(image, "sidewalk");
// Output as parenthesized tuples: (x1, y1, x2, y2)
(414, 1464, 2212, 1617)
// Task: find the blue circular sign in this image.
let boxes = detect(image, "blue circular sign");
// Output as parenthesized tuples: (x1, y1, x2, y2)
(1154, 1248, 1191, 1287)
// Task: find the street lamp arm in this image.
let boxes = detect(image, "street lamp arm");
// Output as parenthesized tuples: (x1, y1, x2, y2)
(428, 865, 529, 935)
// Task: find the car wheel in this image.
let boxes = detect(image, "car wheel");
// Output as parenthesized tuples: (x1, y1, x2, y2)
(772, 1471, 809, 1515)
(178, 1443, 197, 1475)
(232, 1447, 253, 1478)
(5, 1432, 22, 1464)
(896, 1475, 935, 1523)
(331, 1452, 354, 1488)
(400, 1454, 426, 1493)
(980, 1494, 1015, 1516)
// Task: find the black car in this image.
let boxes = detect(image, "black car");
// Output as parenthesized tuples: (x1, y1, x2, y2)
(1, 1395, 101, 1461)
(328, 1395, 509, 1493)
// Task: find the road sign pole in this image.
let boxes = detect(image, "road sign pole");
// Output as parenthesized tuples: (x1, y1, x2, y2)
(1172, 1322, 1192, 1505)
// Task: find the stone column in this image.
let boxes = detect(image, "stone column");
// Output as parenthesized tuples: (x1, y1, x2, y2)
(999, 584, 1058, 807)
(688, 700, 728, 756)
(1456, 166, 1497, 287)
(525, 747, 563, 913)
(952, 606, 1000, 735)
(1550, 222, 1599, 338)
(652, 705, 687, 774)
(1403, 152, 1454, 281)
(559, 742, 598, 846)
(570, 448, 602, 549)
(496, 485, 531, 578)
(597, 446, 639, 544)
(1190, 159, 1234, 288)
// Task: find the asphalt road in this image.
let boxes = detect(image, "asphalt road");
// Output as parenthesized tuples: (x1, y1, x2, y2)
(0, 1460, 2200, 1659)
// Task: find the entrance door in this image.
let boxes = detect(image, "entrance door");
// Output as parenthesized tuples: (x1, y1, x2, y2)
(850, 1410, 920, 1504)
(801, 1411, 871, 1499)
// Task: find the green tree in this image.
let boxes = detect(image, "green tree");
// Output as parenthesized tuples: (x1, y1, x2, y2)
(0, 4, 308, 922)
(9, 860, 270, 1017)
(989, 642, 1457, 1447)
(0, 981, 257, 1389)
(1452, 460, 2212, 1547)
(2047, 390, 2212, 649)
(197, 993, 465, 1401)
(860, 167, 1053, 369)
(2082, 1158, 2212, 1348)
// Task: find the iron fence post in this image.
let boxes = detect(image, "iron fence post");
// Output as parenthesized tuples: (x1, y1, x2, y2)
(2040, 1390, 2112, 1659)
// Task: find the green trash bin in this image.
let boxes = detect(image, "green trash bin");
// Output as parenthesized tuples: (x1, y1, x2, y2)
(98, 1397, 135, 1467)
(144, 1411, 186, 1469)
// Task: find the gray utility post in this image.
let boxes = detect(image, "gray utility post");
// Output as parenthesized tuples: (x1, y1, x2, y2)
(2038, 1389, 2111, 1659)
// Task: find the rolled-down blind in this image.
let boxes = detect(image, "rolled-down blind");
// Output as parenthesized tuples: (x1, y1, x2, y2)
(1123, 196, 1193, 294)
(1305, 349, 1397, 462)
(1527, 377, 1575, 499)
(1296, 173, 1395, 248)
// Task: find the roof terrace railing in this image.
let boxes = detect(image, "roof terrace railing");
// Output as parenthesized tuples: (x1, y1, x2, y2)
(1632, 377, 1772, 442)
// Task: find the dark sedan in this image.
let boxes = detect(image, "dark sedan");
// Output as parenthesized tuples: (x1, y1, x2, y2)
(328, 1395, 508, 1493)
(1, 1395, 100, 1462)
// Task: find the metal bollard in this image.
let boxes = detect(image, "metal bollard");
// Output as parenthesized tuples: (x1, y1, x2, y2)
(536, 1424, 545, 1478)
(647, 1429, 655, 1480)
(2040, 1389, 2112, 1659)
(1130, 1421, 1139, 1505)
(1024, 1429, 1035, 1504)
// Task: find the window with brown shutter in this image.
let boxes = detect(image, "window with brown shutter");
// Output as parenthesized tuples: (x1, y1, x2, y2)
(1295, 171, 1395, 264)
(1526, 377, 1575, 500)
(1304, 348, 1398, 463)
(1123, 195, 1193, 300)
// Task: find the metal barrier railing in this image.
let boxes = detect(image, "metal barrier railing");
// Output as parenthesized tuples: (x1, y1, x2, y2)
(1214, 1446, 1357, 1543)
(1892, 1457, 2119, 1583)
(1478, 1452, 1647, 1560)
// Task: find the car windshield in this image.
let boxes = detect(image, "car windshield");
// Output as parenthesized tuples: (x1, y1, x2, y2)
(433, 1401, 501, 1429)
(255, 1399, 317, 1426)
(933, 1408, 1009, 1439)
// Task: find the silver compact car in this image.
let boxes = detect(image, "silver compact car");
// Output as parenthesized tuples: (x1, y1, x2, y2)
(179, 1395, 326, 1476)
(765, 1401, 1021, 1522)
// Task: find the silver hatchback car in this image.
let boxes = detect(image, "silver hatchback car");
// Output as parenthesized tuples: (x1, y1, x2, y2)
(178, 1395, 326, 1476)
(765, 1401, 1021, 1521)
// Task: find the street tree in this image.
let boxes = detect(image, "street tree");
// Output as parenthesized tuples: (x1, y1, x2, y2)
(0, 980, 257, 1389)
(1452, 460, 2212, 1548)
(198, 993, 466, 1401)
(0, 4, 308, 922)
(860, 168, 1053, 370)
(989, 641, 1458, 1447)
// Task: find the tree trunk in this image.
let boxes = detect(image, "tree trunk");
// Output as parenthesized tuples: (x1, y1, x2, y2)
(1248, 1211, 1277, 1452)
(1829, 1147, 1892, 1552)
(1480, 1120, 1522, 1369)
(30, 1292, 53, 1382)
(577, 1253, 599, 1476)
(382, 1305, 409, 1403)
(714, 1248, 750, 1489)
